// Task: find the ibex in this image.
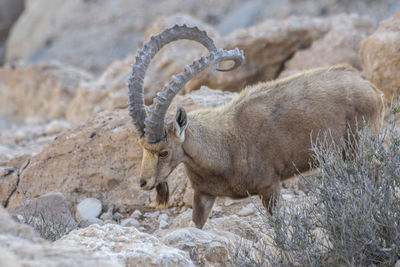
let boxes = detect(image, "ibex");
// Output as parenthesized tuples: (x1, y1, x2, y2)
(128, 25, 385, 229)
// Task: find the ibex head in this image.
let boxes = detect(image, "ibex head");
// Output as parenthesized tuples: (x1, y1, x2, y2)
(127, 25, 244, 205)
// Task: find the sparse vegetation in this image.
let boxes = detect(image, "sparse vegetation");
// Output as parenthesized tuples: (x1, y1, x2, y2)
(20, 189, 76, 241)
(233, 112, 400, 266)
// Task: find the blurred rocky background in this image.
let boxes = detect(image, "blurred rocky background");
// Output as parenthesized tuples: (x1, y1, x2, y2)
(1, 0, 400, 266)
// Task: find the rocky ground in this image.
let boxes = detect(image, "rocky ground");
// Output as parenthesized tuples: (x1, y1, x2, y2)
(1, 0, 400, 266)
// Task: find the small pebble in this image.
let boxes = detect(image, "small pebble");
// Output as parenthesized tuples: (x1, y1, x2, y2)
(159, 219, 169, 229)
(76, 198, 102, 221)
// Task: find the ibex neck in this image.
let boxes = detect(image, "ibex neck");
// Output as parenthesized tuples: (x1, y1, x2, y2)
(182, 113, 233, 179)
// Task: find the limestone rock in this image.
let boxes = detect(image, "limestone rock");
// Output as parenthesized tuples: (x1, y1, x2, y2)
(21, 191, 78, 241)
(360, 13, 400, 102)
(8, 109, 145, 212)
(281, 14, 376, 77)
(162, 227, 232, 266)
(58, 224, 194, 266)
(76, 198, 102, 221)
(7, 88, 235, 214)
(0, 62, 93, 123)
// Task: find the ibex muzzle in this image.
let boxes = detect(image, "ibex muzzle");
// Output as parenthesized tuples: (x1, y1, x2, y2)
(128, 25, 385, 229)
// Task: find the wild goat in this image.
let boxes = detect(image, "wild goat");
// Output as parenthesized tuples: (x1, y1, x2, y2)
(128, 25, 385, 229)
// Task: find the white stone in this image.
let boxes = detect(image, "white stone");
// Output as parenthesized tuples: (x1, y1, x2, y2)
(76, 198, 102, 221)
(159, 219, 169, 229)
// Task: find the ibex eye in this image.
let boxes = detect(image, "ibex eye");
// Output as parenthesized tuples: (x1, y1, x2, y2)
(159, 151, 169, 158)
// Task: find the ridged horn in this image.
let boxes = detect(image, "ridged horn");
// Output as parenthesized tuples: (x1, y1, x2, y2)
(128, 25, 219, 136)
(144, 48, 244, 143)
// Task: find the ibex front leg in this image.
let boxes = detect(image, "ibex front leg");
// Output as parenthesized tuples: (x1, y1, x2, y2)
(192, 190, 216, 229)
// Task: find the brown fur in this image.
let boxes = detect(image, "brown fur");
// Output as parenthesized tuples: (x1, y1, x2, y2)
(139, 65, 385, 228)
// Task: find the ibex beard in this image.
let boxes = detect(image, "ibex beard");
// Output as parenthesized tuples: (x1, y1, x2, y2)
(128, 25, 385, 229)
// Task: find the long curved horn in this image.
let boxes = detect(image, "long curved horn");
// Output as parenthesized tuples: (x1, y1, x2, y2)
(128, 25, 219, 136)
(144, 48, 244, 143)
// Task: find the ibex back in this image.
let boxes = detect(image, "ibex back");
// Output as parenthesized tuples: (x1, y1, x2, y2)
(128, 25, 385, 229)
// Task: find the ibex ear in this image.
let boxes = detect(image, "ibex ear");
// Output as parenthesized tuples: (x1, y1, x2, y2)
(175, 107, 187, 142)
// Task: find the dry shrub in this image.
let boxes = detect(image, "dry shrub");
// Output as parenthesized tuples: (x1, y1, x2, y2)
(233, 111, 400, 266)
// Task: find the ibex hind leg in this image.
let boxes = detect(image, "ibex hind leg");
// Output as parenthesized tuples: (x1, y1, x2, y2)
(192, 190, 216, 229)
(260, 182, 281, 214)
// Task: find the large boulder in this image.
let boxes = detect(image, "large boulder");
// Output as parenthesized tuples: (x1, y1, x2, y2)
(280, 14, 376, 77)
(5, 88, 236, 214)
(360, 13, 400, 102)
(57, 224, 194, 266)
(0, 62, 93, 123)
